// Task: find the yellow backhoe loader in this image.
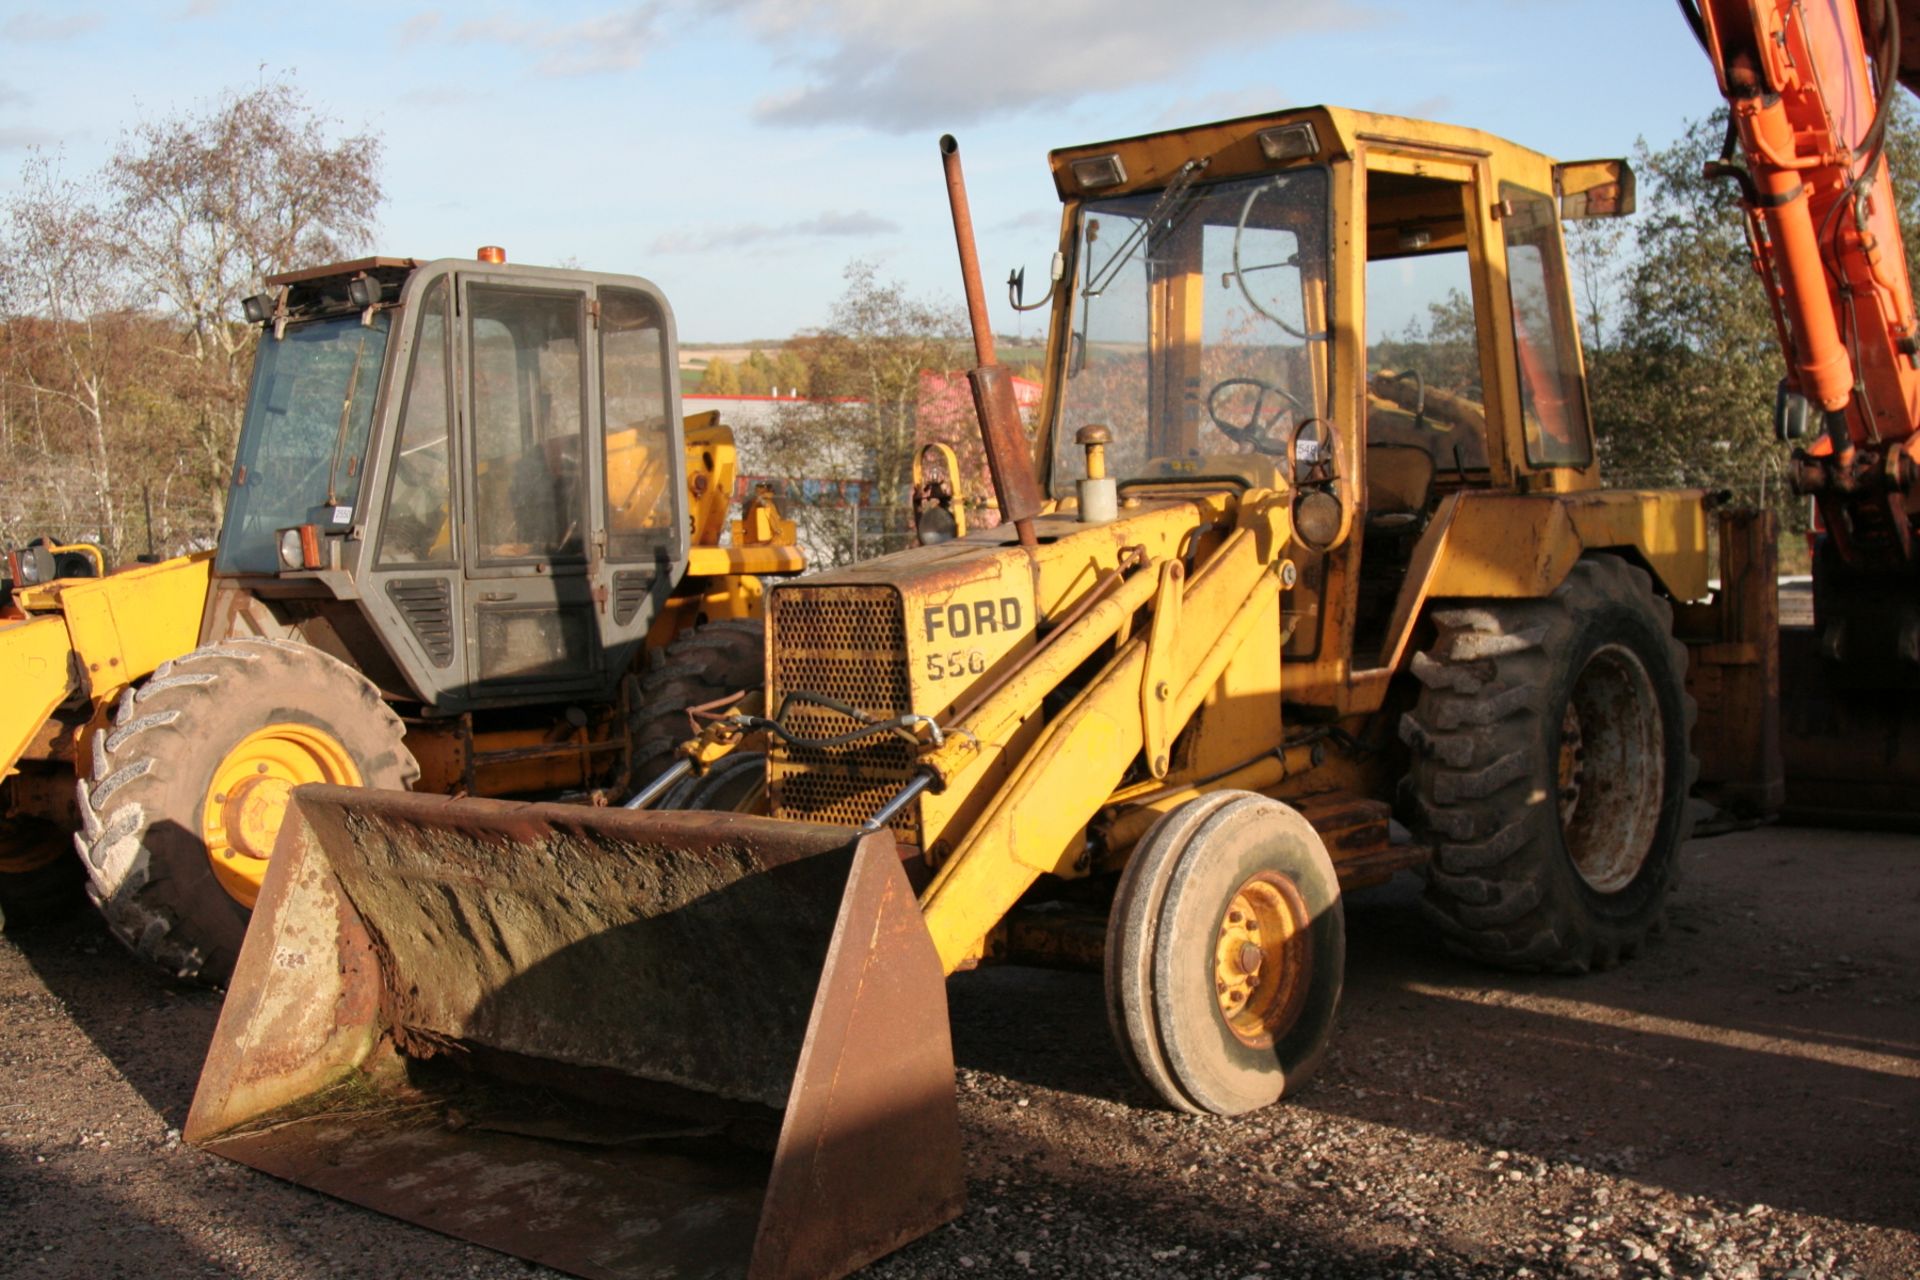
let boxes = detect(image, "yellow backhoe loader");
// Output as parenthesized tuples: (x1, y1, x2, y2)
(0, 252, 802, 974)
(188, 108, 1778, 1278)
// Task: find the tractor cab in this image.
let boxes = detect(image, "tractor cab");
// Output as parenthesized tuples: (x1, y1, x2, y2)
(211, 254, 692, 713)
(1034, 106, 1646, 711)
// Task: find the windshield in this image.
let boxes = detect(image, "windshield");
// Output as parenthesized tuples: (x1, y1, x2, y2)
(1052, 166, 1331, 494)
(216, 313, 391, 574)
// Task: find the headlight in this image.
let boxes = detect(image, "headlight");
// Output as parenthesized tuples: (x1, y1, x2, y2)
(9, 546, 53, 586)
(278, 528, 306, 570)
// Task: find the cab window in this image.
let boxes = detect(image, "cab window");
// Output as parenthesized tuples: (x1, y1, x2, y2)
(468, 287, 587, 563)
(600, 287, 675, 559)
(1501, 183, 1592, 468)
(379, 276, 454, 566)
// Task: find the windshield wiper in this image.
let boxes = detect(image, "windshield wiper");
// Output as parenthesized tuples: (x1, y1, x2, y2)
(325, 333, 370, 506)
(1082, 157, 1211, 299)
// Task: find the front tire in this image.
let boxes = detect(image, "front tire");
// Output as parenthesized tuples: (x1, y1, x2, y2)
(76, 639, 417, 982)
(1399, 555, 1698, 973)
(1105, 792, 1345, 1116)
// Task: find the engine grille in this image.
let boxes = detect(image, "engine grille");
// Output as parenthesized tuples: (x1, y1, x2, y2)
(767, 585, 919, 843)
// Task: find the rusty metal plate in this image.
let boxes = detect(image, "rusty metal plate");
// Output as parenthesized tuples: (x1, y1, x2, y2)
(190, 787, 965, 1280)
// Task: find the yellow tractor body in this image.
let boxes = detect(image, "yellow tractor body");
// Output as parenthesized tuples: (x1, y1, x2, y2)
(192, 106, 1782, 1276)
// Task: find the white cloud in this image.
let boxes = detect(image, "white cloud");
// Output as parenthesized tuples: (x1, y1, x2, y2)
(735, 0, 1372, 132)
(0, 126, 60, 150)
(402, 4, 666, 76)
(4, 11, 101, 41)
(650, 209, 900, 254)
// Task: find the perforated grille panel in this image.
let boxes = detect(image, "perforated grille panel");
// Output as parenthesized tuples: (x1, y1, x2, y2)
(768, 585, 919, 842)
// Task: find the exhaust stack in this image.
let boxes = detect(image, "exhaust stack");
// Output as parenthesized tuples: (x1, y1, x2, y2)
(941, 134, 1045, 549)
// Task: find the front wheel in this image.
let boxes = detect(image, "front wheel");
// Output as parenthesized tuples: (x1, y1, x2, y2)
(76, 639, 417, 982)
(1399, 555, 1698, 972)
(1105, 791, 1345, 1116)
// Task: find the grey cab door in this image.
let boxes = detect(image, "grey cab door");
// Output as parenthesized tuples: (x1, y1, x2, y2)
(364, 271, 465, 699)
(589, 281, 689, 672)
(456, 273, 601, 701)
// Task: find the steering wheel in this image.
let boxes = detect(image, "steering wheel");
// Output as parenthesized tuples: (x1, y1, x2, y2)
(1206, 377, 1309, 455)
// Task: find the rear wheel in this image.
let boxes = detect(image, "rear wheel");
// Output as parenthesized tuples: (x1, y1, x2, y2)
(1105, 791, 1345, 1115)
(630, 618, 765, 786)
(1399, 556, 1698, 972)
(76, 639, 416, 982)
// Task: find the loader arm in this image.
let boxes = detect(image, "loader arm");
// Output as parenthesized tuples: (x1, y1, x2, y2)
(918, 496, 1289, 973)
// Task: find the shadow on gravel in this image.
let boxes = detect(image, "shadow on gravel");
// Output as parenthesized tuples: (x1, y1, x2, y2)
(0, 1144, 236, 1277)
(948, 835, 1920, 1235)
(874, 1103, 1573, 1280)
(6, 906, 222, 1128)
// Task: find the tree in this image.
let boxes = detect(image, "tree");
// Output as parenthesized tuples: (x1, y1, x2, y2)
(699, 356, 741, 394)
(0, 81, 383, 559)
(107, 82, 383, 474)
(761, 261, 972, 566)
(0, 155, 140, 554)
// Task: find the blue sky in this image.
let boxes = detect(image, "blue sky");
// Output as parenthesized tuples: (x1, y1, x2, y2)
(0, 1, 1724, 342)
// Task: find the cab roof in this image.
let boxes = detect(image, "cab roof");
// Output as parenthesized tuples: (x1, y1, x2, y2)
(1047, 104, 1566, 202)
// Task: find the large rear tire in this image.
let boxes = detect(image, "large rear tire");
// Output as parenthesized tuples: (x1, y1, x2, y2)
(629, 618, 765, 785)
(1399, 556, 1698, 973)
(1105, 791, 1345, 1116)
(76, 639, 416, 983)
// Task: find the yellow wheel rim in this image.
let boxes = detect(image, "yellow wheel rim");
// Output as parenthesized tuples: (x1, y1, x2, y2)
(201, 723, 360, 908)
(1214, 871, 1313, 1048)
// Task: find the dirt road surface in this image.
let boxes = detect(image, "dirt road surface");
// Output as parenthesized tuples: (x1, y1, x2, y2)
(2, 824, 1914, 1279)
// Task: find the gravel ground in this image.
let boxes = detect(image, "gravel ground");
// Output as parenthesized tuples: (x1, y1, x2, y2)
(2, 824, 1915, 1279)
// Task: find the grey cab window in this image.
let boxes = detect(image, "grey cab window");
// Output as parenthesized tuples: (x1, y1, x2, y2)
(1501, 183, 1592, 469)
(600, 287, 676, 559)
(469, 286, 587, 563)
(379, 276, 454, 566)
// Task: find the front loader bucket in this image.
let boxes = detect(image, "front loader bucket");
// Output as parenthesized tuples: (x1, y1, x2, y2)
(187, 786, 964, 1280)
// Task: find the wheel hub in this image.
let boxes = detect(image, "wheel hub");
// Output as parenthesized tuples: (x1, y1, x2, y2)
(202, 724, 360, 908)
(1562, 643, 1664, 894)
(221, 773, 296, 861)
(1214, 872, 1312, 1047)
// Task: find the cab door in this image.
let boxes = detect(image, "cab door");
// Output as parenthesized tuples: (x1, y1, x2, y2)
(586, 281, 688, 673)
(456, 274, 601, 700)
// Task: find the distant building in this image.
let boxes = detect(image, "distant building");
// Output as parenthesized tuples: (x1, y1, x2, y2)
(685, 373, 1039, 561)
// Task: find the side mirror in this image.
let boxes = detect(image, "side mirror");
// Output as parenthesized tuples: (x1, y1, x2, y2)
(1007, 252, 1064, 313)
(1775, 381, 1812, 441)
